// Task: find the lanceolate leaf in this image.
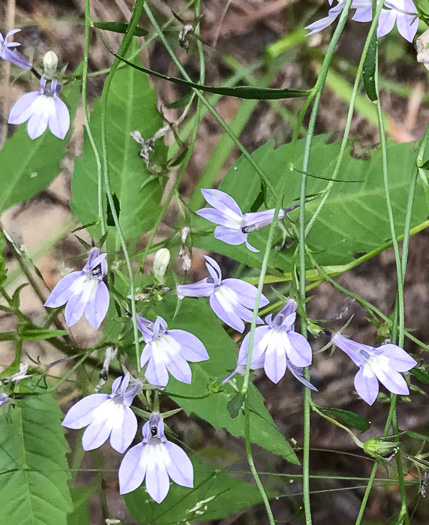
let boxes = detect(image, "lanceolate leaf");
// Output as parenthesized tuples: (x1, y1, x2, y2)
(93, 20, 148, 36)
(0, 73, 81, 213)
(0, 389, 73, 525)
(318, 406, 371, 433)
(192, 136, 429, 272)
(70, 42, 167, 243)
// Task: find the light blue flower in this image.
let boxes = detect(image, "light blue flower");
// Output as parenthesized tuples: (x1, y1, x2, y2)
(45, 248, 109, 329)
(119, 412, 193, 502)
(0, 29, 31, 70)
(332, 333, 417, 405)
(8, 74, 70, 140)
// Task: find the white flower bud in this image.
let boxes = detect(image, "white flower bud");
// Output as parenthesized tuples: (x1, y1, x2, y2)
(43, 51, 58, 79)
(153, 248, 170, 284)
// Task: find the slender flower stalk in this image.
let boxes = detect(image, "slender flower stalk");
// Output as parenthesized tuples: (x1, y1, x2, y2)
(45, 248, 110, 329)
(197, 188, 298, 252)
(137, 314, 209, 387)
(332, 333, 417, 405)
(176, 255, 269, 333)
(0, 29, 32, 70)
(8, 74, 70, 140)
(62, 374, 142, 453)
(119, 412, 193, 502)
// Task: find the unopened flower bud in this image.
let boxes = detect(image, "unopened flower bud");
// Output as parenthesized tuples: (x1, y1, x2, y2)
(43, 51, 58, 79)
(363, 437, 399, 460)
(153, 248, 170, 284)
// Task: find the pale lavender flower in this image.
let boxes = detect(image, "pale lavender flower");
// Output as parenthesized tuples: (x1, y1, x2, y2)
(137, 315, 209, 387)
(119, 412, 193, 502)
(0, 393, 11, 408)
(8, 74, 70, 140)
(332, 333, 417, 405)
(62, 374, 142, 453)
(0, 29, 32, 70)
(230, 299, 314, 385)
(306, 0, 418, 43)
(176, 255, 269, 333)
(197, 189, 298, 252)
(45, 248, 109, 329)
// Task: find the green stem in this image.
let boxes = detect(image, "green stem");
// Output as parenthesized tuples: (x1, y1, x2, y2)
(99, 0, 145, 371)
(298, 4, 355, 522)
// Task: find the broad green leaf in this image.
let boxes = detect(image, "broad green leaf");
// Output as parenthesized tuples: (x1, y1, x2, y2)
(318, 406, 371, 433)
(0, 388, 73, 525)
(131, 298, 299, 464)
(70, 42, 167, 243)
(193, 136, 428, 272)
(0, 73, 81, 213)
(67, 486, 96, 525)
(125, 457, 272, 522)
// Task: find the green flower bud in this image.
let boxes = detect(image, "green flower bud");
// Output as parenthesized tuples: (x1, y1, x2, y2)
(153, 248, 170, 284)
(43, 51, 58, 79)
(363, 437, 399, 460)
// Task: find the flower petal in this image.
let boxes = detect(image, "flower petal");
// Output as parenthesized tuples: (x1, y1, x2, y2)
(371, 362, 410, 396)
(214, 226, 247, 246)
(222, 278, 269, 308)
(164, 442, 194, 488)
(62, 394, 109, 429)
(197, 208, 241, 228)
(379, 344, 417, 372)
(200, 188, 243, 218)
(85, 281, 109, 329)
(44, 272, 83, 308)
(27, 96, 52, 139)
(110, 406, 138, 453)
(144, 351, 170, 387)
(64, 282, 93, 327)
(204, 255, 222, 282)
(165, 352, 192, 384)
(176, 281, 214, 299)
(49, 98, 70, 139)
(167, 330, 209, 361)
(8, 92, 40, 125)
(145, 446, 171, 503)
(286, 332, 313, 367)
(82, 417, 114, 451)
(210, 292, 245, 333)
(119, 443, 148, 495)
(264, 340, 287, 384)
(354, 366, 379, 405)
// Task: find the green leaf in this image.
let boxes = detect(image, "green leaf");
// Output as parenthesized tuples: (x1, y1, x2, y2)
(134, 298, 299, 464)
(70, 42, 167, 242)
(318, 406, 371, 433)
(109, 51, 310, 100)
(93, 20, 148, 37)
(227, 392, 245, 418)
(363, 31, 378, 102)
(404, 430, 429, 442)
(411, 367, 429, 384)
(0, 388, 73, 525)
(193, 136, 429, 272)
(67, 486, 96, 525)
(0, 232, 6, 286)
(124, 457, 273, 522)
(0, 73, 81, 213)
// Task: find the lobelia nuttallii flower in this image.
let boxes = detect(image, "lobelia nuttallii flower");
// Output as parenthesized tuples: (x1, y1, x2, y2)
(62, 373, 142, 453)
(176, 255, 269, 333)
(0, 29, 32, 70)
(224, 299, 315, 386)
(8, 74, 70, 140)
(305, 0, 419, 43)
(196, 189, 298, 252)
(44, 247, 110, 329)
(137, 314, 209, 388)
(119, 412, 193, 502)
(331, 332, 417, 405)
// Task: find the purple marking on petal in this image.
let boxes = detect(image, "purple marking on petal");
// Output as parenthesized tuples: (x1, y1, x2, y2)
(276, 299, 297, 320)
(110, 406, 138, 453)
(111, 376, 123, 396)
(371, 363, 410, 396)
(164, 441, 194, 488)
(62, 394, 109, 429)
(44, 272, 83, 307)
(200, 188, 243, 218)
(210, 292, 245, 332)
(354, 366, 379, 405)
(264, 341, 287, 384)
(145, 446, 171, 503)
(49, 98, 70, 139)
(119, 443, 148, 495)
(8, 92, 40, 125)
(64, 285, 91, 327)
(165, 352, 192, 384)
(85, 281, 109, 329)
